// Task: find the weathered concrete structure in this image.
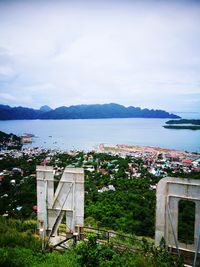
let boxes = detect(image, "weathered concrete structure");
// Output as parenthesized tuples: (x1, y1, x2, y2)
(36, 166, 84, 247)
(155, 177, 200, 261)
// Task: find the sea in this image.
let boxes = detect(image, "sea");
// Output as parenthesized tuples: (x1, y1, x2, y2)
(0, 112, 200, 152)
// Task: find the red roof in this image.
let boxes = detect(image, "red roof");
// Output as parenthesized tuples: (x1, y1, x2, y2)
(98, 169, 108, 175)
(182, 159, 192, 164)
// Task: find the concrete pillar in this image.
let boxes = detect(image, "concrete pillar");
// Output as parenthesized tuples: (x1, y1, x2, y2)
(36, 166, 54, 235)
(36, 166, 84, 242)
(155, 177, 200, 253)
(195, 201, 200, 246)
(155, 178, 168, 246)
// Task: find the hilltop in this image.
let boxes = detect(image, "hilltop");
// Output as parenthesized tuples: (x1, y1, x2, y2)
(0, 103, 180, 120)
(0, 131, 22, 150)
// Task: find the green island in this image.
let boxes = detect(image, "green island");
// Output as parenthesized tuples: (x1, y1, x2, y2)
(163, 125, 200, 130)
(163, 119, 200, 130)
(165, 119, 200, 125)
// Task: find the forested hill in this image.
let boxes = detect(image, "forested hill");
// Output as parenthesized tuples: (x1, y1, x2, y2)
(0, 131, 22, 149)
(0, 103, 180, 120)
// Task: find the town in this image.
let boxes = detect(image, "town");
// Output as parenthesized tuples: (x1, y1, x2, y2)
(0, 132, 199, 266)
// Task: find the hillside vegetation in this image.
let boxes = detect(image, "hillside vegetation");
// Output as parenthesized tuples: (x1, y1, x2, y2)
(0, 217, 183, 267)
(0, 131, 22, 150)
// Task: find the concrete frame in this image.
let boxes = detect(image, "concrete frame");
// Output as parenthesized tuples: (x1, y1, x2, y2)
(155, 177, 200, 252)
(36, 166, 84, 244)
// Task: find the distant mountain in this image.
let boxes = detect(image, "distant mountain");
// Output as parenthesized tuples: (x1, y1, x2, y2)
(0, 103, 180, 120)
(40, 105, 52, 112)
(0, 104, 42, 120)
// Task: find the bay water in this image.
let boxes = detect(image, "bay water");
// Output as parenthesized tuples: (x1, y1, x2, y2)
(0, 117, 200, 152)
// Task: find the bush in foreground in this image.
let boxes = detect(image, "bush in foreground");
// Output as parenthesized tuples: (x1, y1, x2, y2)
(0, 218, 183, 267)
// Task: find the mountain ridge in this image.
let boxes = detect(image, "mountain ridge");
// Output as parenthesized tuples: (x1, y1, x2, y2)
(0, 103, 180, 120)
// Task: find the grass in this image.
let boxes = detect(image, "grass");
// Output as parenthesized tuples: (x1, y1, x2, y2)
(0, 217, 183, 267)
(0, 217, 79, 267)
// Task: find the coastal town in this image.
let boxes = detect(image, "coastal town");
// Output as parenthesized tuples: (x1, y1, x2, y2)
(0, 131, 200, 219)
(99, 143, 200, 176)
(0, 132, 200, 187)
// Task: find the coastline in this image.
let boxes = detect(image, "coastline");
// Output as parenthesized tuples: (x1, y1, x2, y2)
(99, 143, 197, 156)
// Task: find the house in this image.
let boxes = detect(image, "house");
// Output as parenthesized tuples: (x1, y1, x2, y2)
(192, 158, 200, 167)
(12, 167, 23, 176)
(84, 165, 95, 172)
(182, 159, 193, 166)
(98, 185, 116, 193)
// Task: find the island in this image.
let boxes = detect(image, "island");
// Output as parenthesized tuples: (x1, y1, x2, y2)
(163, 125, 200, 130)
(163, 119, 200, 130)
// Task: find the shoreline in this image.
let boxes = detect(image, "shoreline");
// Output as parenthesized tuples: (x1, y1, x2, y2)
(99, 143, 198, 156)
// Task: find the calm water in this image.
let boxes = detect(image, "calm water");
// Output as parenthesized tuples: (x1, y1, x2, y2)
(0, 117, 200, 152)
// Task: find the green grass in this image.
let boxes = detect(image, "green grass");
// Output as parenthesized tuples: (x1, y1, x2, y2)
(0, 247, 79, 267)
(0, 217, 79, 267)
(0, 217, 183, 267)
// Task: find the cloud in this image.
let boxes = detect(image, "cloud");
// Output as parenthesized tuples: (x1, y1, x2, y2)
(0, 0, 199, 111)
(0, 92, 32, 105)
(0, 93, 16, 102)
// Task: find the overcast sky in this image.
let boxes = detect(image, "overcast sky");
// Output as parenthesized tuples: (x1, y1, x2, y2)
(0, 0, 200, 112)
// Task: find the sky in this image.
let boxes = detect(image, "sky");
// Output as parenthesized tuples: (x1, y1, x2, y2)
(0, 0, 200, 112)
